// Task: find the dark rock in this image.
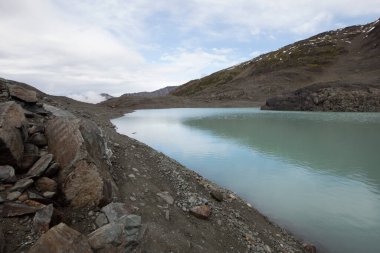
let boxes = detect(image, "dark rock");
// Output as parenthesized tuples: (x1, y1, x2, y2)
(33, 204, 54, 235)
(26, 154, 53, 177)
(0, 102, 26, 167)
(101, 202, 130, 223)
(0, 226, 4, 253)
(0, 165, 16, 183)
(0, 202, 37, 217)
(28, 191, 47, 202)
(18, 192, 28, 201)
(35, 177, 57, 192)
(303, 244, 317, 253)
(8, 84, 37, 103)
(189, 205, 212, 220)
(19, 144, 40, 172)
(10, 178, 34, 192)
(210, 189, 224, 202)
(44, 163, 60, 177)
(29, 133, 48, 147)
(28, 223, 92, 253)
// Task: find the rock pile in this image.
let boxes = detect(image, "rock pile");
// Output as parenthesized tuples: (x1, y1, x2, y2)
(0, 79, 132, 252)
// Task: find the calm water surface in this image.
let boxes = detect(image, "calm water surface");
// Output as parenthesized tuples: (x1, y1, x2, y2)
(112, 108, 380, 253)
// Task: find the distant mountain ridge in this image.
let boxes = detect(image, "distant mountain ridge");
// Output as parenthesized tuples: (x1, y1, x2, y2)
(123, 86, 178, 97)
(171, 18, 380, 104)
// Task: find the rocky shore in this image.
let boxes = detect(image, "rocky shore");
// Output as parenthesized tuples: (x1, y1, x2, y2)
(0, 78, 315, 252)
(262, 82, 380, 112)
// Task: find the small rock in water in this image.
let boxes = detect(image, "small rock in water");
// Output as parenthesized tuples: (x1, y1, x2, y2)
(303, 243, 317, 253)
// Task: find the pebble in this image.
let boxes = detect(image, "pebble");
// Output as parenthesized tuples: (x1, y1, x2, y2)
(128, 174, 136, 179)
(7, 191, 22, 201)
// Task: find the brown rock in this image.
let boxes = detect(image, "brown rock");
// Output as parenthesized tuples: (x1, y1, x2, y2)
(24, 199, 46, 209)
(26, 154, 53, 177)
(8, 84, 37, 103)
(36, 177, 57, 192)
(29, 133, 48, 147)
(63, 160, 103, 207)
(0, 201, 37, 217)
(18, 192, 29, 201)
(42, 191, 56, 199)
(46, 116, 118, 208)
(189, 205, 212, 220)
(0, 102, 26, 167)
(33, 204, 54, 235)
(7, 191, 22, 201)
(28, 223, 92, 253)
(0, 165, 16, 183)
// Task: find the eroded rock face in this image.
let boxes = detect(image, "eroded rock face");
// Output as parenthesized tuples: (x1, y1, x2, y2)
(8, 84, 37, 103)
(0, 81, 9, 102)
(28, 223, 92, 253)
(0, 102, 26, 167)
(46, 116, 117, 207)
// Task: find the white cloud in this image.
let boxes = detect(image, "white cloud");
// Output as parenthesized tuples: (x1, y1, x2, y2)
(68, 91, 106, 104)
(0, 0, 379, 102)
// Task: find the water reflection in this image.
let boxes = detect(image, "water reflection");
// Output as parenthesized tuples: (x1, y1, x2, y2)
(112, 108, 380, 253)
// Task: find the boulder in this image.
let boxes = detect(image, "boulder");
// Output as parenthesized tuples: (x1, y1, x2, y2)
(189, 205, 212, 220)
(210, 189, 224, 202)
(46, 116, 117, 207)
(8, 84, 37, 103)
(35, 177, 57, 192)
(28, 223, 92, 253)
(33, 204, 54, 235)
(0, 102, 26, 167)
(88, 214, 141, 251)
(0, 165, 16, 183)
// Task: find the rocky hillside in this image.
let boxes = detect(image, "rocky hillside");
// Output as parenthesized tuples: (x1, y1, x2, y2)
(171, 19, 380, 104)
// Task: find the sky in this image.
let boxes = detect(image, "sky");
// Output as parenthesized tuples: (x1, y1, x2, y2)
(0, 0, 379, 103)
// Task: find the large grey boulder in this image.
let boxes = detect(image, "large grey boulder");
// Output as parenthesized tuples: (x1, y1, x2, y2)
(0, 101, 26, 167)
(28, 223, 93, 253)
(45, 116, 117, 208)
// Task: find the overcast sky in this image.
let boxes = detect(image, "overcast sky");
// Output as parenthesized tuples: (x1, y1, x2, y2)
(0, 0, 379, 102)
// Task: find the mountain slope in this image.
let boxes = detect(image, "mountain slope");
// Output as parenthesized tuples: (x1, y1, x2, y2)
(171, 19, 380, 103)
(122, 86, 178, 97)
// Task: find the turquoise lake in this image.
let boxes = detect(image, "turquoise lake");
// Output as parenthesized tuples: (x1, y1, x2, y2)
(112, 108, 380, 253)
